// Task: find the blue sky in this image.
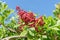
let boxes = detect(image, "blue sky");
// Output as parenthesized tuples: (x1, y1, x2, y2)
(2, 0, 60, 17)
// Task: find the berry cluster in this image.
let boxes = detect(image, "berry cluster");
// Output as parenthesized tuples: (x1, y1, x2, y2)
(16, 6, 45, 32)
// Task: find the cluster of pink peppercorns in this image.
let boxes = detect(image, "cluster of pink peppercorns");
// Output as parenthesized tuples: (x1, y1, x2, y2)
(16, 6, 45, 32)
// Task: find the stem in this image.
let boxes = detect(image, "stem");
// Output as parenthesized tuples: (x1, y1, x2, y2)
(47, 33, 50, 40)
(51, 35, 54, 40)
(41, 35, 43, 40)
(51, 33, 55, 40)
(40, 32, 43, 40)
(2, 24, 17, 33)
(1, 35, 27, 40)
(46, 31, 50, 40)
(54, 34, 57, 40)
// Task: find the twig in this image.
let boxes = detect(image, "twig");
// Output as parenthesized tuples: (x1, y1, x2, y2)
(1, 35, 27, 40)
(7, 27, 16, 33)
(3, 24, 17, 33)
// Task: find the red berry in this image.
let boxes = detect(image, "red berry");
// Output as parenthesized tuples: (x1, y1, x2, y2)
(16, 6, 20, 11)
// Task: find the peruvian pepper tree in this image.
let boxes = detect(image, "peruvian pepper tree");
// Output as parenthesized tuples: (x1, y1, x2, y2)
(0, 1, 60, 40)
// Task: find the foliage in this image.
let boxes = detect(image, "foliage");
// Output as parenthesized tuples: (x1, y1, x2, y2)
(0, 1, 60, 40)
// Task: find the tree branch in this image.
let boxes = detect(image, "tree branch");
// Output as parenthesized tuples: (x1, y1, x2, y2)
(1, 35, 27, 40)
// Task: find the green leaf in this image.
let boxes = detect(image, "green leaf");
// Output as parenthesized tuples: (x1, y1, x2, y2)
(29, 27, 35, 31)
(0, 15, 2, 21)
(20, 30, 27, 36)
(0, 2, 8, 12)
(38, 38, 41, 40)
(2, 9, 14, 19)
(14, 24, 20, 29)
(42, 35, 47, 39)
(0, 2, 2, 8)
(52, 27, 60, 31)
(28, 30, 34, 36)
(0, 15, 4, 24)
(2, 3, 8, 10)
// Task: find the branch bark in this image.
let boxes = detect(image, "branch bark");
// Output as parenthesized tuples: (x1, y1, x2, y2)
(1, 35, 27, 40)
